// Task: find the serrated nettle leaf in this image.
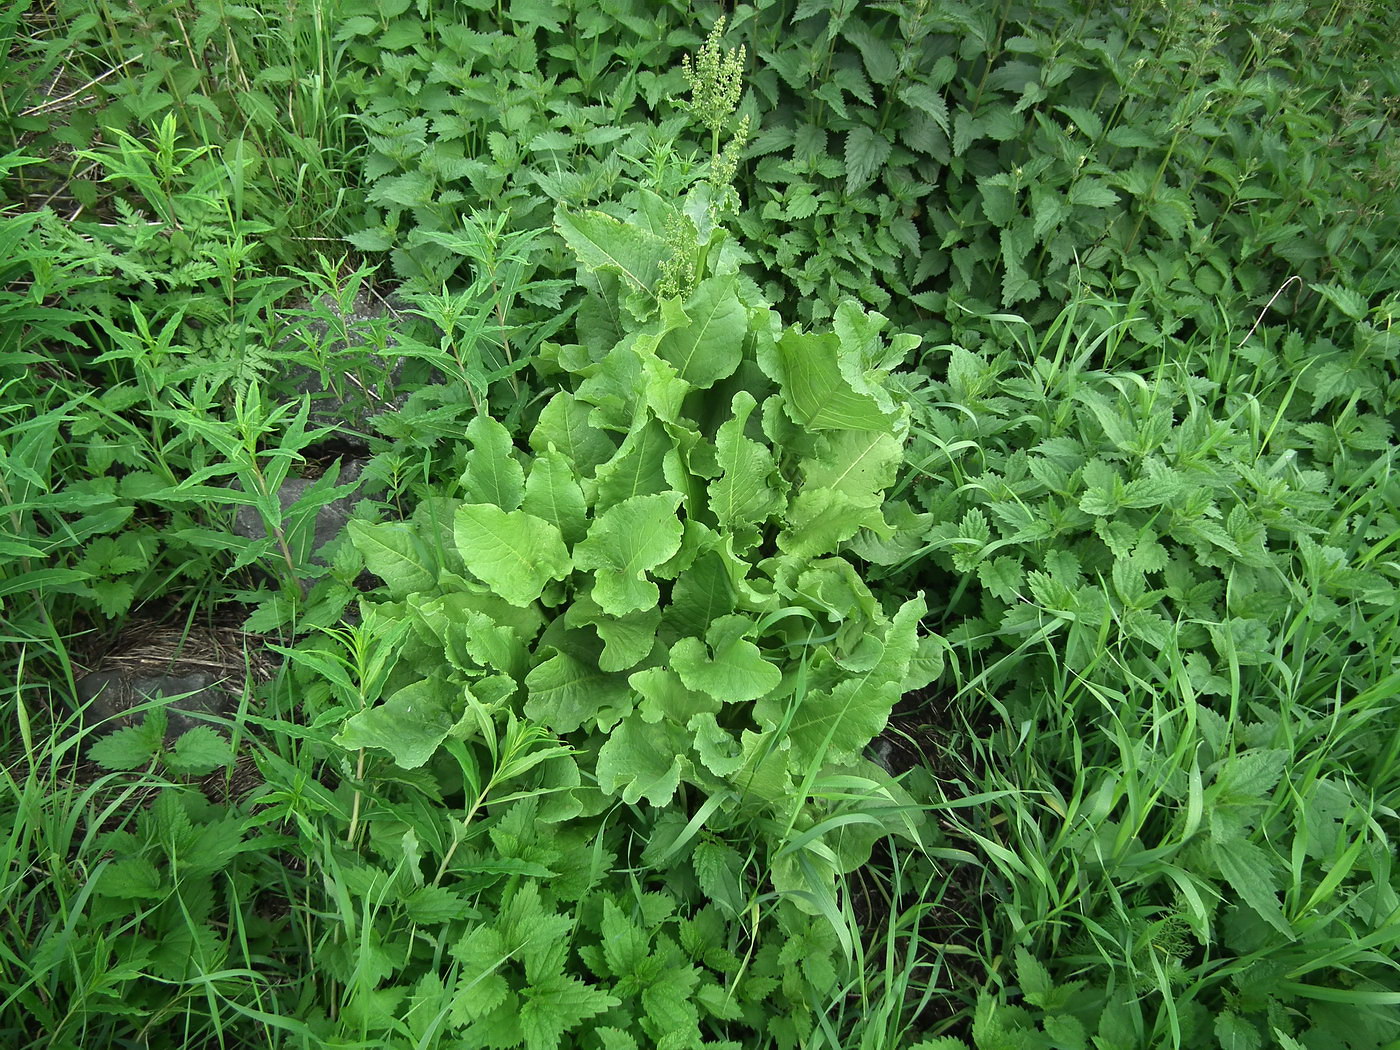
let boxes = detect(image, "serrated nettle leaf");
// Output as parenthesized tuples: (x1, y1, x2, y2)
(88, 711, 168, 770)
(845, 126, 892, 194)
(1211, 836, 1294, 938)
(899, 82, 951, 135)
(461, 414, 525, 510)
(574, 492, 683, 616)
(164, 726, 233, 775)
(453, 504, 572, 608)
(693, 838, 746, 916)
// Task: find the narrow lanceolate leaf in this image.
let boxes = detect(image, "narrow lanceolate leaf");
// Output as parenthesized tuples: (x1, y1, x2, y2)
(453, 504, 571, 607)
(655, 273, 747, 389)
(710, 392, 784, 536)
(574, 493, 684, 616)
(461, 414, 524, 510)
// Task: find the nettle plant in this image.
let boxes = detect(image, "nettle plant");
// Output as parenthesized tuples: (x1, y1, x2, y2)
(310, 185, 944, 1045)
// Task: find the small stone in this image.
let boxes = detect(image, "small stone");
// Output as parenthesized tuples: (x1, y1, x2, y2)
(76, 669, 239, 741)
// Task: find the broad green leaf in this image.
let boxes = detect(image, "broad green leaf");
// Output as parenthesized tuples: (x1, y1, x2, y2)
(665, 549, 738, 641)
(802, 429, 903, 497)
(710, 392, 784, 539)
(690, 712, 745, 777)
(524, 648, 632, 733)
(575, 340, 647, 434)
(671, 615, 781, 703)
(595, 714, 689, 806)
(594, 419, 672, 511)
(574, 493, 684, 616)
(556, 205, 664, 293)
(639, 343, 690, 425)
(629, 666, 721, 724)
(523, 448, 588, 546)
(453, 505, 571, 608)
(348, 520, 438, 599)
(336, 675, 465, 769)
(758, 326, 898, 432)
(655, 274, 747, 389)
(529, 392, 617, 478)
(764, 596, 924, 761)
(567, 594, 662, 673)
(779, 487, 889, 558)
(461, 415, 524, 510)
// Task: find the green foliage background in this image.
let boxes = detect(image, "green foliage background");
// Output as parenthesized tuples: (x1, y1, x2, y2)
(2, 0, 1399, 1048)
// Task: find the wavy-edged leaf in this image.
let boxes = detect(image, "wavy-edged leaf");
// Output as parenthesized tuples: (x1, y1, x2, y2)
(453, 504, 571, 607)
